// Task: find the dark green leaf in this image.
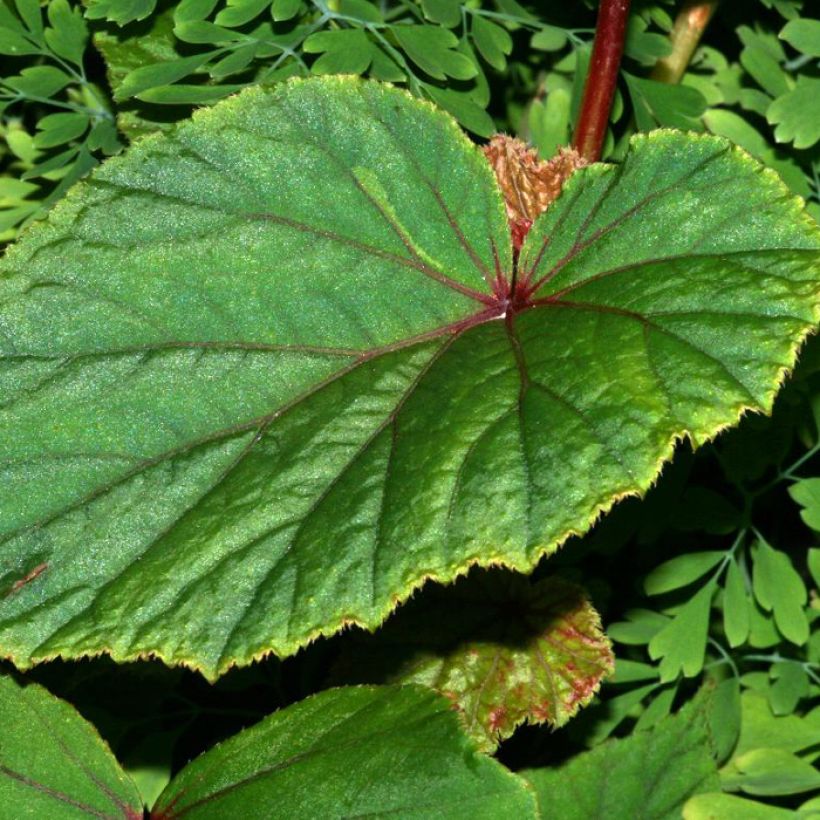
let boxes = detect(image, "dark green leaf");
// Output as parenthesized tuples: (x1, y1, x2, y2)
(152, 685, 538, 818)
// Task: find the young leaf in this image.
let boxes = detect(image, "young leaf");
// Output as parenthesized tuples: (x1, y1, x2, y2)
(521, 694, 720, 820)
(151, 685, 538, 818)
(648, 582, 716, 681)
(332, 573, 613, 750)
(643, 551, 724, 596)
(0, 674, 143, 817)
(393, 26, 477, 81)
(0, 78, 818, 679)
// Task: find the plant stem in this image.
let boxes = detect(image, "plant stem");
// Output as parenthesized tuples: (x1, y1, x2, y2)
(651, 0, 719, 85)
(572, 0, 632, 163)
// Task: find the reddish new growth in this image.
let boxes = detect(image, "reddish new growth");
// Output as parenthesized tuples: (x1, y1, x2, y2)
(482, 136, 587, 254)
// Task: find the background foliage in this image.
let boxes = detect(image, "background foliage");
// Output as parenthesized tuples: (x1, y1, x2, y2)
(0, 0, 818, 816)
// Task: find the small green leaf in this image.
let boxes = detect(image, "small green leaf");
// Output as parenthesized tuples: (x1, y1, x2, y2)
(768, 76, 820, 150)
(85, 0, 158, 26)
(152, 685, 538, 818)
(644, 551, 724, 596)
(174, 0, 219, 24)
(423, 84, 494, 136)
(214, 0, 270, 27)
(809, 548, 820, 588)
(522, 695, 720, 820)
(3, 66, 73, 98)
(531, 25, 567, 51)
(723, 556, 750, 648)
(420, 0, 460, 28)
(752, 541, 809, 645)
(684, 792, 793, 819)
(304, 29, 374, 75)
(733, 690, 820, 758)
(705, 677, 741, 764)
(332, 574, 613, 750)
(14, 0, 42, 39)
(44, 0, 88, 67)
(271, 0, 301, 22)
(624, 73, 707, 130)
(528, 88, 571, 159)
(137, 83, 240, 104)
(768, 661, 809, 715)
(608, 609, 670, 645)
(0, 674, 143, 816)
(115, 54, 214, 99)
(471, 16, 512, 72)
(394, 26, 478, 80)
(649, 582, 715, 681)
(780, 18, 820, 57)
(731, 748, 820, 796)
(609, 658, 659, 684)
(0, 26, 38, 55)
(173, 20, 243, 45)
(634, 683, 677, 731)
(34, 112, 90, 150)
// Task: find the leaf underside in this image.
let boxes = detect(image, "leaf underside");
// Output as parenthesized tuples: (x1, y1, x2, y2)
(332, 572, 613, 750)
(0, 76, 818, 678)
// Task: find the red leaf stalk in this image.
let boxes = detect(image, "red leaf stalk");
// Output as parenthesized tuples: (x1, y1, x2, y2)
(572, 0, 632, 163)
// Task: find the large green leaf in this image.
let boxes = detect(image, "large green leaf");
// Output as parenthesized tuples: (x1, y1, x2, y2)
(0, 673, 143, 818)
(151, 684, 538, 818)
(0, 77, 818, 678)
(521, 692, 720, 819)
(332, 572, 613, 750)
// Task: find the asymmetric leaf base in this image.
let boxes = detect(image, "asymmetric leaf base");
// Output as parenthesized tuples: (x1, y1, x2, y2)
(0, 77, 818, 677)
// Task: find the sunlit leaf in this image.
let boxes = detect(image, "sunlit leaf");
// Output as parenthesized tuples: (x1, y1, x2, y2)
(0, 78, 818, 678)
